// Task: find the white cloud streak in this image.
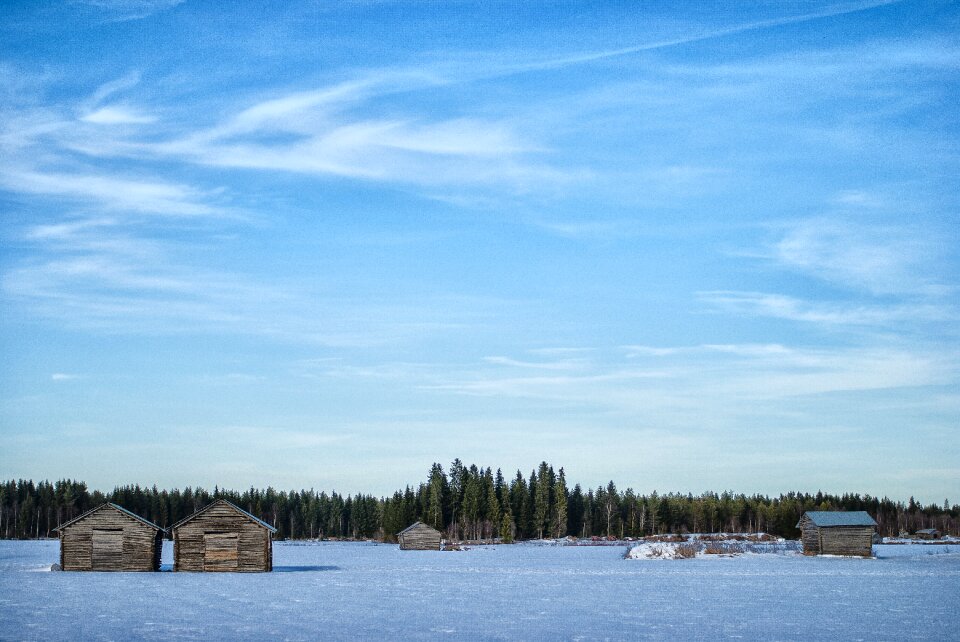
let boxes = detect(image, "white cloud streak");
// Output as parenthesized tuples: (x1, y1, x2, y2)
(505, 1, 907, 72)
(772, 219, 948, 296)
(81, 105, 157, 125)
(87, 71, 142, 107)
(76, 0, 186, 22)
(698, 291, 955, 327)
(306, 343, 958, 430)
(139, 76, 558, 190)
(0, 167, 222, 217)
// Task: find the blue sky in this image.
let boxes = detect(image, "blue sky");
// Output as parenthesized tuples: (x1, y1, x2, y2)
(1, 0, 958, 503)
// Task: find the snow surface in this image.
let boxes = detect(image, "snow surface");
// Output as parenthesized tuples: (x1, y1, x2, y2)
(625, 534, 800, 559)
(1, 540, 958, 640)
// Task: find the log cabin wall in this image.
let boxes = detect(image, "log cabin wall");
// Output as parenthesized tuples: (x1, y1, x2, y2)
(398, 522, 442, 550)
(58, 505, 162, 571)
(173, 502, 273, 572)
(818, 526, 875, 557)
(799, 516, 822, 555)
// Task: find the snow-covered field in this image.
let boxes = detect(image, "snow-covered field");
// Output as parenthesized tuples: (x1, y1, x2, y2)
(1, 540, 958, 641)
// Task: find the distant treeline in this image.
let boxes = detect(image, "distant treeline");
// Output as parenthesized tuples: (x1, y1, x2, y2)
(2, 461, 957, 540)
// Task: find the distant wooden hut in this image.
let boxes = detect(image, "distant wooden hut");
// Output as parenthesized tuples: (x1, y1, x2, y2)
(797, 511, 877, 557)
(55, 503, 164, 571)
(171, 499, 277, 572)
(914, 528, 940, 540)
(398, 521, 442, 550)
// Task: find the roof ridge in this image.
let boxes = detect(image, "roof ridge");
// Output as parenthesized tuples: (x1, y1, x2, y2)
(170, 498, 278, 532)
(54, 503, 164, 532)
(398, 520, 440, 535)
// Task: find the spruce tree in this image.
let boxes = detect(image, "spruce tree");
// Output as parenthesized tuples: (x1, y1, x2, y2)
(509, 471, 528, 539)
(462, 473, 480, 540)
(426, 464, 447, 530)
(552, 468, 569, 538)
(568, 484, 584, 538)
(484, 471, 500, 541)
(604, 481, 619, 538)
(534, 462, 552, 539)
(448, 459, 465, 539)
(525, 470, 538, 539)
(499, 497, 514, 543)
(494, 468, 506, 506)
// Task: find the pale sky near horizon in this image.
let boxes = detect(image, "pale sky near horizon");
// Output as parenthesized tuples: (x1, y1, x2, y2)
(1, 0, 958, 503)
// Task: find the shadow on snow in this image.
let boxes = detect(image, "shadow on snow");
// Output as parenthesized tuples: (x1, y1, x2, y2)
(273, 565, 341, 573)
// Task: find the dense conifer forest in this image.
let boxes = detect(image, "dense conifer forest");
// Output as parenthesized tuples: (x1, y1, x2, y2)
(3, 461, 957, 540)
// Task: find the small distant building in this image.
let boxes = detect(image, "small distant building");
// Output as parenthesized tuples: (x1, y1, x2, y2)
(55, 503, 164, 571)
(398, 521, 442, 550)
(171, 499, 276, 572)
(914, 528, 940, 540)
(797, 511, 877, 557)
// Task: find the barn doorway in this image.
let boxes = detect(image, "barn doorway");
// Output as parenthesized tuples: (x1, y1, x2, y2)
(203, 532, 239, 571)
(91, 529, 123, 570)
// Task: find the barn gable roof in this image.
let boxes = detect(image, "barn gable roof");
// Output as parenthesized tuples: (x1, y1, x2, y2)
(397, 521, 440, 536)
(798, 511, 877, 528)
(54, 503, 165, 533)
(171, 499, 277, 533)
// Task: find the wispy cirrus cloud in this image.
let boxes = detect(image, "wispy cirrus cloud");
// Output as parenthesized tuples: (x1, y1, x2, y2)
(87, 71, 143, 106)
(698, 291, 955, 327)
(307, 342, 957, 426)
(140, 75, 561, 190)
(771, 219, 950, 296)
(4, 206, 496, 346)
(74, 0, 185, 22)
(81, 105, 157, 125)
(0, 167, 224, 217)
(482, 355, 586, 371)
(503, 1, 907, 73)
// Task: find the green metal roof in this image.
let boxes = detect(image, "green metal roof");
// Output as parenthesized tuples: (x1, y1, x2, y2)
(800, 511, 877, 527)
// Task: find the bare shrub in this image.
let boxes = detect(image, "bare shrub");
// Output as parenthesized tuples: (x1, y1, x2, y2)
(675, 544, 698, 558)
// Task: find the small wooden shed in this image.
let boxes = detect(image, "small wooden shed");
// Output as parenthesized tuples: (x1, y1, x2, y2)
(172, 499, 277, 572)
(398, 521, 442, 550)
(914, 528, 940, 540)
(797, 511, 877, 557)
(55, 503, 164, 571)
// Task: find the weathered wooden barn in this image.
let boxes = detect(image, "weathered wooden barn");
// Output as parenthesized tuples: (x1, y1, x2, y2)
(55, 503, 164, 571)
(797, 511, 877, 557)
(397, 521, 442, 550)
(172, 499, 277, 572)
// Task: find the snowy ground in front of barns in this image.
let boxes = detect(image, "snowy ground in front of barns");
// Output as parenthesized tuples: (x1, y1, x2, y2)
(1, 540, 958, 641)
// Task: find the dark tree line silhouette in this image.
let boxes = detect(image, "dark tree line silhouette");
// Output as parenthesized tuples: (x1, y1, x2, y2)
(2, 462, 956, 541)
